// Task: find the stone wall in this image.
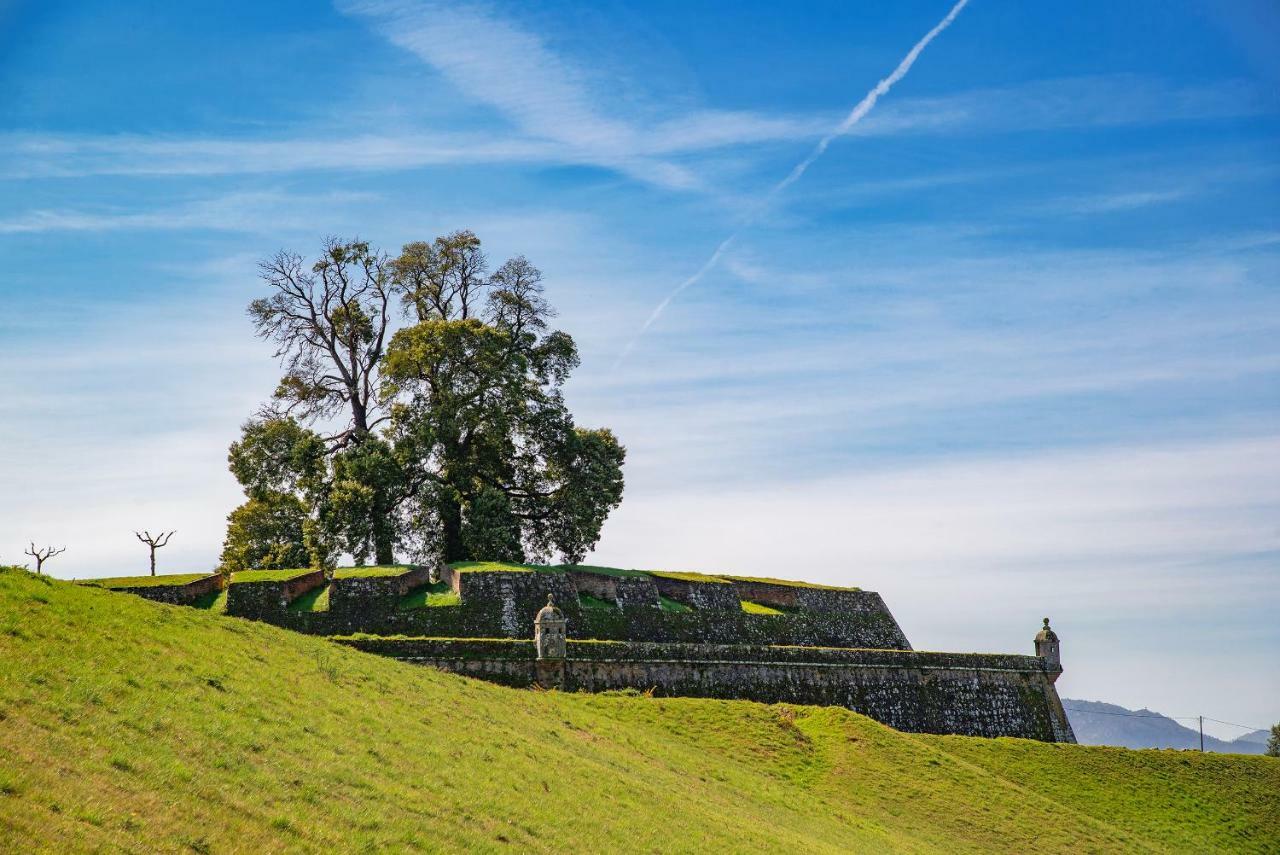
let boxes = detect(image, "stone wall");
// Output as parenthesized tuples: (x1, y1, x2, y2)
(225, 569, 327, 621)
(107, 574, 225, 606)
(260, 591, 909, 650)
(328, 567, 433, 618)
(333, 637, 1075, 742)
(650, 575, 741, 610)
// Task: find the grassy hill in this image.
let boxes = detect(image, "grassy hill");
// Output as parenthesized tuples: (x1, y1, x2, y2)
(1, 567, 1276, 853)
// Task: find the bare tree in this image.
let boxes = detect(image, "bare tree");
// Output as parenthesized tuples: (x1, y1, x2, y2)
(24, 543, 66, 575)
(135, 530, 175, 576)
(251, 238, 393, 445)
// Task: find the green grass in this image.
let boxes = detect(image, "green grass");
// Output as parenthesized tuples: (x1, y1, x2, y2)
(448, 560, 542, 574)
(78, 573, 215, 589)
(332, 565, 417, 579)
(229, 568, 317, 584)
(740, 600, 785, 615)
(577, 592, 617, 610)
(558, 564, 650, 578)
(5, 567, 1275, 853)
(657, 595, 693, 613)
(648, 570, 733, 584)
(448, 561, 858, 591)
(287, 584, 330, 613)
(191, 587, 227, 614)
(723, 575, 861, 592)
(399, 581, 460, 609)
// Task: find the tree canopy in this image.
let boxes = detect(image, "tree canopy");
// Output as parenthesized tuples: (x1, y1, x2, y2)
(220, 231, 624, 569)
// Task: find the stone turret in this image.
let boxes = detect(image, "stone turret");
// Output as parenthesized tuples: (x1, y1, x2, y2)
(1034, 617, 1061, 682)
(534, 595, 567, 660)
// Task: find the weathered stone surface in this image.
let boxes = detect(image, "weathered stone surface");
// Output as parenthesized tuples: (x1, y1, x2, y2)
(225, 569, 326, 620)
(650, 575, 741, 611)
(329, 567, 433, 617)
(104, 574, 225, 606)
(334, 637, 1075, 742)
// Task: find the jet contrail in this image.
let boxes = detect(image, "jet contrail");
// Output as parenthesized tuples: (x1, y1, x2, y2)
(615, 0, 970, 368)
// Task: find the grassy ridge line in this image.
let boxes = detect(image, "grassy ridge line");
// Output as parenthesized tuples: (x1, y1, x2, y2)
(1, 568, 1276, 854)
(78, 573, 214, 589)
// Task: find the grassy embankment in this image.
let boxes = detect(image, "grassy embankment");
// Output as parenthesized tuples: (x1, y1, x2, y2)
(1, 567, 1276, 853)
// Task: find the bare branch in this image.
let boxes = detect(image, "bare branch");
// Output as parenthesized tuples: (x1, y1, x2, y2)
(24, 542, 66, 575)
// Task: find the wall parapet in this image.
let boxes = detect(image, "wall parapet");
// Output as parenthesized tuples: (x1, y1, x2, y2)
(331, 636, 1073, 743)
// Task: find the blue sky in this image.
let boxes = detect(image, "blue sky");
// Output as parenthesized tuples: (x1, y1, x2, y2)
(1, 0, 1277, 734)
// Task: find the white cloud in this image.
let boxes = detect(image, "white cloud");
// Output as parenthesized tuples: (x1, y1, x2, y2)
(1, 72, 1263, 184)
(0, 190, 377, 234)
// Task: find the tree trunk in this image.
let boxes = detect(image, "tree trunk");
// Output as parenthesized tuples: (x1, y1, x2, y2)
(439, 493, 465, 563)
(373, 522, 394, 565)
(150, 549, 156, 576)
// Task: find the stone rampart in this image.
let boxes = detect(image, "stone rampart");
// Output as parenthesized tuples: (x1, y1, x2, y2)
(226, 569, 327, 620)
(329, 567, 433, 617)
(332, 637, 1074, 742)
(258, 591, 909, 649)
(650, 575, 741, 611)
(105, 574, 225, 606)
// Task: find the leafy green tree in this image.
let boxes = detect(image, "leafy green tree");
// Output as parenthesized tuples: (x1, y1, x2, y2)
(219, 492, 312, 572)
(1267, 724, 1280, 758)
(228, 231, 625, 566)
(383, 245, 624, 563)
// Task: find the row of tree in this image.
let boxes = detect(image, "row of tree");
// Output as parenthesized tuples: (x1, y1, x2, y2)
(220, 231, 625, 572)
(15, 531, 173, 575)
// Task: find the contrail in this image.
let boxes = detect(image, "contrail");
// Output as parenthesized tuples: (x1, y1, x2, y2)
(615, 0, 970, 368)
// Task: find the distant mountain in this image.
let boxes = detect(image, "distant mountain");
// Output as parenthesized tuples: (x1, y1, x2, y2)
(1063, 699, 1267, 755)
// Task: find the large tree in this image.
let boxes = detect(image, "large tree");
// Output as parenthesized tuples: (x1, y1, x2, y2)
(222, 232, 624, 568)
(384, 236, 624, 563)
(242, 238, 399, 564)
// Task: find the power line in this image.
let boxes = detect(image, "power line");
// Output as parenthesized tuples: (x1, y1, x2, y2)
(1064, 707, 1269, 733)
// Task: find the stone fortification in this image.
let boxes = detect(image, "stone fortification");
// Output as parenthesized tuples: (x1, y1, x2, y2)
(225, 569, 326, 621)
(90, 562, 1072, 742)
(98, 573, 225, 606)
(251, 566, 911, 650)
(334, 636, 1075, 743)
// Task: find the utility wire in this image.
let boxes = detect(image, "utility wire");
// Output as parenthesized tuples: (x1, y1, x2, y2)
(1064, 707, 1268, 732)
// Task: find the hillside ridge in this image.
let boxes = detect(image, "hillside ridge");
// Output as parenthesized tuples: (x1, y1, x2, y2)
(3, 567, 1277, 853)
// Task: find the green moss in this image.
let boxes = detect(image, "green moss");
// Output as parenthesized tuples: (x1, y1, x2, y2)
(657, 595, 692, 613)
(400, 582, 460, 609)
(79, 573, 215, 589)
(740, 600, 785, 615)
(2, 566, 1277, 854)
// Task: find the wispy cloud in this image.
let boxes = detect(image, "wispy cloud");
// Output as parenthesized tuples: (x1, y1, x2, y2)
(0, 190, 376, 234)
(1, 73, 1264, 184)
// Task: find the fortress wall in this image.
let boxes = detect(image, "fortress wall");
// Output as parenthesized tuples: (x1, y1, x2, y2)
(256, 588, 911, 649)
(107, 574, 224, 606)
(457, 571, 580, 636)
(333, 637, 1073, 742)
(649, 576, 741, 611)
(328, 567, 432, 616)
(225, 569, 326, 621)
(567, 571, 617, 601)
(577, 603, 911, 650)
(613, 576, 661, 608)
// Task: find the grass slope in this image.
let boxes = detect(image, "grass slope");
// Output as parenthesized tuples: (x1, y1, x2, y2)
(1, 568, 1276, 854)
(79, 573, 214, 589)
